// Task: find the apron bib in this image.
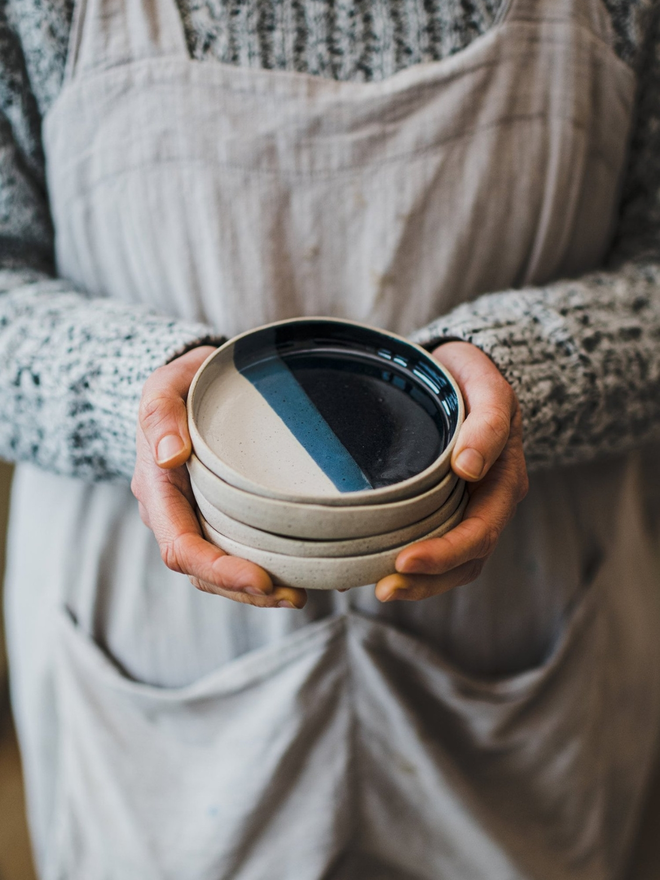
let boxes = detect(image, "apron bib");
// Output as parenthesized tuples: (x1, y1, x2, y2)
(5, 0, 660, 877)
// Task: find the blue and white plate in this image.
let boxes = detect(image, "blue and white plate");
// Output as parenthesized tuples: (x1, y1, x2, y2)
(188, 318, 464, 505)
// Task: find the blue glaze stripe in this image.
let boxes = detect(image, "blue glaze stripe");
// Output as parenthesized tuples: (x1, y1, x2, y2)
(239, 358, 372, 492)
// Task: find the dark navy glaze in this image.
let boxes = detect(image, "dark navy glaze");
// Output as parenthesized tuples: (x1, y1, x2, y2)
(233, 320, 460, 492)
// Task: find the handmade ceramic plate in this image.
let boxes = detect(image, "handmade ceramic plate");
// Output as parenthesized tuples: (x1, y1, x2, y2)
(198, 491, 469, 590)
(188, 455, 461, 540)
(193, 478, 466, 557)
(188, 318, 464, 505)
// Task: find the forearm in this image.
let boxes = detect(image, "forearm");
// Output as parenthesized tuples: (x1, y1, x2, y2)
(0, 269, 220, 481)
(413, 260, 660, 471)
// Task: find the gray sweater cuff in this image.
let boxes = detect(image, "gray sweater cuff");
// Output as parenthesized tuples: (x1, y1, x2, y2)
(412, 263, 660, 471)
(0, 273, 222, 482)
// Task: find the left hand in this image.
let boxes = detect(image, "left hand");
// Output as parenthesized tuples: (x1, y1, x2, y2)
(132, 346, 307, 610)
(375, 341, 529, 602)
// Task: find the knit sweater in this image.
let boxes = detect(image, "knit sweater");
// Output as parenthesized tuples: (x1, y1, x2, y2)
(0, 0, 659, 480)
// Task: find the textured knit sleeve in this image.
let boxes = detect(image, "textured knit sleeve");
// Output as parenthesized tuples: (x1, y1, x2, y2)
(0, 4, 220, 482)
(413, 6, 660, 472)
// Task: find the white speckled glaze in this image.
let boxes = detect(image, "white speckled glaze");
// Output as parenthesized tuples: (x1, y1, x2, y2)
(187, 454, 460, 539)
(193, 479, 465, 556)
(198, 491, 469, 590)
(188, 318, 464, 505)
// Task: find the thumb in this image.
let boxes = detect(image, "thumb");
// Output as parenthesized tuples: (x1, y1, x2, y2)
(139, 345, 216, 469)
(433, 342, 516, 482)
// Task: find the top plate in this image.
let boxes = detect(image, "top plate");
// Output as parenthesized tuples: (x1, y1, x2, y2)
(188, 318, 464, 505)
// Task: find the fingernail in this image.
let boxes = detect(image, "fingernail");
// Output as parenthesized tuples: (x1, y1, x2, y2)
(396, 556, 431, 574)
(244, 586, 268, 596)
(455, 448, 484, 480)
(156, 434, 185, 465)
(278, 600, 297, 609)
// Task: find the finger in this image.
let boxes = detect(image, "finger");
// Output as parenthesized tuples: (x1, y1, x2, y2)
(138, 452, 274, 595)
(167, 530, 275, 595)
(375, 559, 486, 602)
(433, 342, 516, 481)
(156, 492, 274, 594)
(394, 436, 525, 576)
(189, 577, 307, 609)
(139, 345, 216, 469)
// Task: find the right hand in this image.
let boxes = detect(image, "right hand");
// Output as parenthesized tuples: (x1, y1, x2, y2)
(131, 345, 308, 609)
(375, 341, 528, 602)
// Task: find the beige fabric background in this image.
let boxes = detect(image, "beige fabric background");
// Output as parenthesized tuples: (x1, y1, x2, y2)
(0, 459, 658, 879)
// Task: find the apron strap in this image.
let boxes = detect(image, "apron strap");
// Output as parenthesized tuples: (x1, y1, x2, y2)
(64, 0, 189, 81)
(500, 0, 616, 47)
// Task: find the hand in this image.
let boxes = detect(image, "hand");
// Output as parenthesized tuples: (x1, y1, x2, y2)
(375, 341, 528, 602)
(131, 346, 307, 609)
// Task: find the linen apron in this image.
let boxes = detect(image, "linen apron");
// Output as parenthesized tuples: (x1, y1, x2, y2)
(5, 0, 660, 875)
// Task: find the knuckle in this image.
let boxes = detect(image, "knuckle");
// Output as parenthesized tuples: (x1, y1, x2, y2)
(138, 393, 177, 433)
(480, 405, 511, 442)
(160, 536, 186, 574)
(475, 521, 499, 558)
(138, 393, 161, 423)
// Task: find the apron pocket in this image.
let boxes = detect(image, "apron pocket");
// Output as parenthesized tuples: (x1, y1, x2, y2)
(347, 583, 627, 880)
(49, 609, 352, 880)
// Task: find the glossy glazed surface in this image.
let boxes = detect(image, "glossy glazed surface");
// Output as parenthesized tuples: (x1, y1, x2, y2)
(189, 319, 464, 504)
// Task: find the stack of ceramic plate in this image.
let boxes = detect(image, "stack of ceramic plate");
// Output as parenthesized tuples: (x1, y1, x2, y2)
(187, 318, 467, 590)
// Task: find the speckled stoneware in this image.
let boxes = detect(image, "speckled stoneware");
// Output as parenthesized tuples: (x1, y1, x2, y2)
(188, 454, 461, 540)
(194, 478, 466, 557)
(198, 491, 469, 590)
(188, 318, 464, 505)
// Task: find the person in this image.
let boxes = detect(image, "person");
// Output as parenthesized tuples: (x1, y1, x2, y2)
(1, 0, 660, 875)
